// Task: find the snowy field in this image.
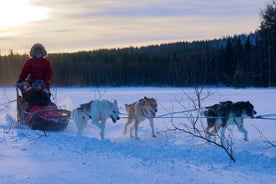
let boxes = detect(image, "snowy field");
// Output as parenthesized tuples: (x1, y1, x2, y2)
(0, 87, 276, 184)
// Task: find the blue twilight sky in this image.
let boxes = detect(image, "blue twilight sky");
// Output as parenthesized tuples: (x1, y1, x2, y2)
(0, 0, 269, 54)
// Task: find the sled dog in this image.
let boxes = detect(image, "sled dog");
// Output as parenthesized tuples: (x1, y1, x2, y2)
(123, 97, 158, 139)
(73, 99, 120, 139)
(203, 101, 256, 142)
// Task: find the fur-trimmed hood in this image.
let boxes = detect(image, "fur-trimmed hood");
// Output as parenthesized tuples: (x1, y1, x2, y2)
(29, 43, 47, 58)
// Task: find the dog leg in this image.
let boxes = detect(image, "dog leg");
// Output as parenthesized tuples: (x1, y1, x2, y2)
(124, 118, 134, 136)
(123, 125, 127, 136)
(214, 119, 223, 135)
(205, 126, 214, 137)
(237, 126, 248, 141)
(205, 126, 211, 135)
(219, 118, 231, 145)
(75, 115, 88, 136)
(205, 117, 218, 136)
(79, 116, 87, 135)
(220, 127, 227, 145)
(210, 127, 217, 135)
(100, 121, 106, 140)
(129, 125, 134, 138)
(134, 120, 139, 139)
(205, 125, 216, 142)
(149, 118, 156, 138)
(234, 118, 248, 141)
(205, 132, 216, 143)
(91, 119, 105, 140)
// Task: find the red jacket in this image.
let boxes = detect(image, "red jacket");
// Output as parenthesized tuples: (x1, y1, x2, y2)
(19, 58, 53, 89)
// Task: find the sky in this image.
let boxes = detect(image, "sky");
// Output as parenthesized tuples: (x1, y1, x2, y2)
(0, 0, 270, 54)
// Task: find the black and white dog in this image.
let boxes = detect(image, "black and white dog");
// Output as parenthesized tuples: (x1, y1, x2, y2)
(203, 101, 256, 143)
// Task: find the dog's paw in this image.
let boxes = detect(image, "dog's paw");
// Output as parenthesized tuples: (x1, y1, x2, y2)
(99, 133, 105, 140)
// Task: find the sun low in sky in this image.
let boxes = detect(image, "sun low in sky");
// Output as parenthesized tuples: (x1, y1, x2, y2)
(0, 0, 268, 54)
(0, 0, 49, 28)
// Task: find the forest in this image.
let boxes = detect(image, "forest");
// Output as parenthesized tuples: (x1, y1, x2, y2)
(0, 2, 275, 87)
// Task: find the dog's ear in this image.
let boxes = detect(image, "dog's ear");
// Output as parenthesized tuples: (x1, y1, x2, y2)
(139, 99, 146, 105)
(144, 96, 148, 100)
(245, 101, 254, 109)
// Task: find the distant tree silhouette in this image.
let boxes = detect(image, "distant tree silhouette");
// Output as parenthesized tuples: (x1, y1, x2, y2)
(259, 1, 276, 86)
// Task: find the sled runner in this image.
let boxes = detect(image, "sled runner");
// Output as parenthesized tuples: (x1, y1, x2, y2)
(16, 84, 71, 131)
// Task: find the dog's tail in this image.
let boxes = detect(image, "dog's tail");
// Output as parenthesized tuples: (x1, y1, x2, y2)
(72, 109, 76, 118)
(125, 104, 131, 113)
(72, 108, 80, 119)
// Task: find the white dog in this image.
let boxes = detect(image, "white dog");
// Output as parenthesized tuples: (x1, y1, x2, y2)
(72, 99, 120, 139)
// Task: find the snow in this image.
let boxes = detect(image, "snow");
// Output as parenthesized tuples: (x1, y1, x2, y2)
(1, 87, 276, 184)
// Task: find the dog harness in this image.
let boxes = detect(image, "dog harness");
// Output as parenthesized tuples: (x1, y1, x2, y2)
(79, 107, 92, 119)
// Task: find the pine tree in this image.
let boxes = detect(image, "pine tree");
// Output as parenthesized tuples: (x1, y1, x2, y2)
(260, 1, 276, 35)
(259, 1, 276, 86)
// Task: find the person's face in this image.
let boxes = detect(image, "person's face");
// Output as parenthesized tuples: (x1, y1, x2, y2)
(35, 48, 43, 58)
(35, 84, 42, 92)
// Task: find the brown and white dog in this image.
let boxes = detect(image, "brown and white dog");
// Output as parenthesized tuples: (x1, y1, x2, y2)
(203, 101, 256, 143)
(72, 99, 120, 139)
(123, 97, 158, 139)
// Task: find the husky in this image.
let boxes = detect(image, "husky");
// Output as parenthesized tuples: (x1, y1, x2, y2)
(123, 97, 158, 139)
(203, 101, 256, 143)
(72, 99, 120, 139)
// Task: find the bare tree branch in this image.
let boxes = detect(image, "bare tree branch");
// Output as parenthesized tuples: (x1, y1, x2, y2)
(161, 87, 236, 162)
(252, 124, 276, 148)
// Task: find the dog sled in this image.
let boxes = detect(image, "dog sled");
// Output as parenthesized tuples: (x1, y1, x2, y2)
(16, 84, 71, 131)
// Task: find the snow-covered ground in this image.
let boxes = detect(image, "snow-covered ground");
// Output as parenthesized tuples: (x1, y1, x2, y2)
(1, 87, 276, 184)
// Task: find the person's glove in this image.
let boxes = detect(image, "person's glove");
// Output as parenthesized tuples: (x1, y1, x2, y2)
(16, 82, 24, 87)
(16, 79, 23, 87)
(16, 78, 23, 83)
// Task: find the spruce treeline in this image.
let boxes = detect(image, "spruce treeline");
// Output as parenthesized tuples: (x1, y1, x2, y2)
(48, 35, 273, 87)
(0, 1, 275, 87)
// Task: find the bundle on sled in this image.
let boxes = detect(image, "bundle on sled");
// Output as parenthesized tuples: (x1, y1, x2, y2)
(16, 80, 71, 131)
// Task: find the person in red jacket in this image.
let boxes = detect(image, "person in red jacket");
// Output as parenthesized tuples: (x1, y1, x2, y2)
(17, 43, 53, 90)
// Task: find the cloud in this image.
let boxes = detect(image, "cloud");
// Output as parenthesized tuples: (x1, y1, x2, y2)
(59, 0, 265, 18)
(0, 0, 49, 28)
(0, 0, 268, 54)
